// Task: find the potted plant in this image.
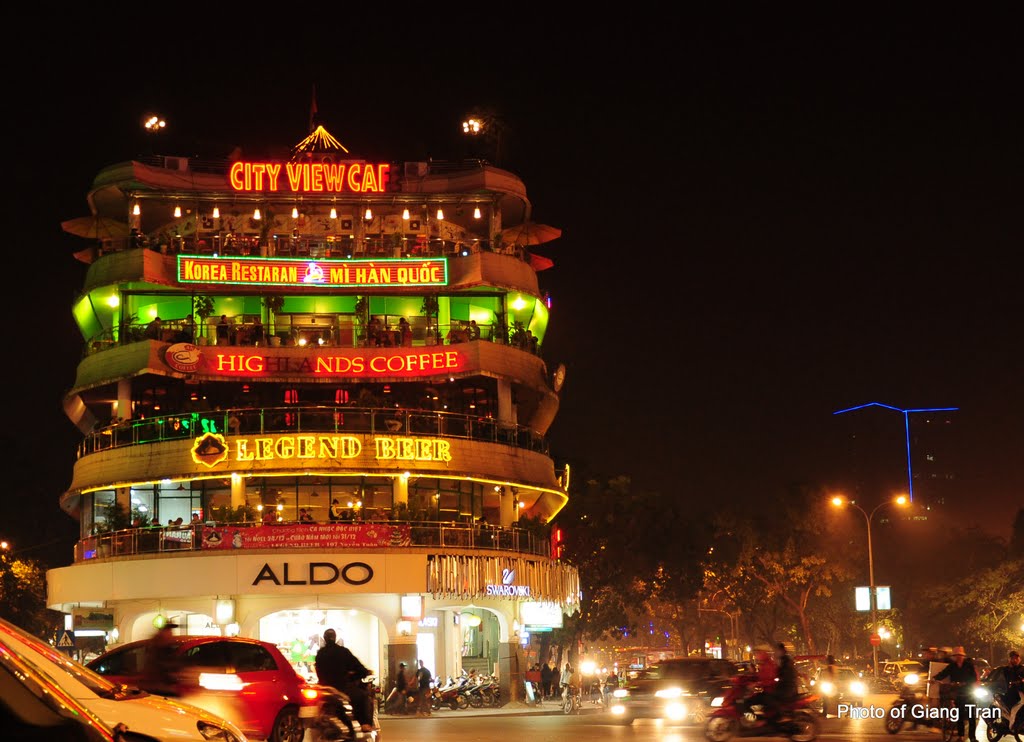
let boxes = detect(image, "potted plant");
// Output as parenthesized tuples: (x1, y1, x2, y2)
(353, 295, 369, 345)
(193, 296, 216, 344)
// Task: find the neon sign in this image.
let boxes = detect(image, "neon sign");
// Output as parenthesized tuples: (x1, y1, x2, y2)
(211, 350, 463, 376)
(229, 161, 390, 193)
(189, 433, 453, 466)
(177, 256, 448, 288)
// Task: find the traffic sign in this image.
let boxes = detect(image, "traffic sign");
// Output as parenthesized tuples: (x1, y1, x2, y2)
(56, 629, 76, 648)
(869, 633, 881, 647)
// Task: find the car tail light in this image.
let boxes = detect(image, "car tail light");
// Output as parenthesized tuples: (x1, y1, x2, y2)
(301, 686, 320, 702)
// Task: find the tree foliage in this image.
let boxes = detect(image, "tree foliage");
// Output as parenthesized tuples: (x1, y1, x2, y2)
(0, 555, 64, 639)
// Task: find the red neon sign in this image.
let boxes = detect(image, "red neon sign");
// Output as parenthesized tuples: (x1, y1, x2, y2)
(229, 161, 391, 193)
(164, 344, 465, 379)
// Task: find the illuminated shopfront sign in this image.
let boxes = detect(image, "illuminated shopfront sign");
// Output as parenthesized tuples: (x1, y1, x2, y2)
(177, 256, 448, 288)
(229, 161, 391, 193)
(190, 431, 453, 468)
(485, 567, 532, 597)
(251, 560, 374, 586)
(164, 344, 464, 379)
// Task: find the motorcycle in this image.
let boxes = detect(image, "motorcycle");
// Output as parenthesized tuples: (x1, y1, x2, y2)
(975, 683, 1023, 742)
(432, 674, 471, 711)
(884, 677, 945, 735)
(306, 684, 379, 742)
(705, 675, 819, 742)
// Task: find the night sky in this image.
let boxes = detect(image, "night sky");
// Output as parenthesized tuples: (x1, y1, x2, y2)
(7, 15, 1020, 565)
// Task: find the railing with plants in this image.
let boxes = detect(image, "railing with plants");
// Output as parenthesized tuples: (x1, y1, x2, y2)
(78, 405, 548, 459)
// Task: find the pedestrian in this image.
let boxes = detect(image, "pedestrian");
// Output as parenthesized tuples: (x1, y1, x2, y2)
(988, 650, 1024, 732)
(387, 662, 412, 714)
(821, 654, 838, 718)
(415, 659, 433, 716)
(540, 659, 554, 699)
(934, 646, 979, 742)
(315, 628, 375, 733)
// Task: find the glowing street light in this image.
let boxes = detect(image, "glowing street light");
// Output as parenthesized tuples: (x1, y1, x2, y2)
(142, 114, 167, 133)
(833, 402, 958, 502)
(831, 494, 909, 678)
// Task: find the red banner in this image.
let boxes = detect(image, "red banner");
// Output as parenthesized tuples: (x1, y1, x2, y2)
(200, 523, 410, 550)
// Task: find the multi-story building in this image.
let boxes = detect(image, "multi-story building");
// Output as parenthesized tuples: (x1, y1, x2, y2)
(48, 125, 579, 699)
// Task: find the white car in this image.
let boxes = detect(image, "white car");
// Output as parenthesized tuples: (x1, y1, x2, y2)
(0, 617, 247, 741)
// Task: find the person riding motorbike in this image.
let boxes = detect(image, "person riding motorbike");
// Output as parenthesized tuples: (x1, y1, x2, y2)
(988, 650, 1024, 732)
(315, 628, 375, 733)
(740, 645, 779, 718)
(771, 642, 799, 720)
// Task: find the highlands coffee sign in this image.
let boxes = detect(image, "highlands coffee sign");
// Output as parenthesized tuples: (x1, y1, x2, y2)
(229, 161, 391, 193)
(177, 256, 448, 288)
(163, 344, 464, 379)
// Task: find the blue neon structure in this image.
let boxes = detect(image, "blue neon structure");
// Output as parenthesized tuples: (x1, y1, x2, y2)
(833, 401, 959, 502)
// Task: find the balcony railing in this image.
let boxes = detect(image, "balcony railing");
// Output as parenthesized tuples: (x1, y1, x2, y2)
(74, 519, 550, 563)
(78, 405, 548, 459)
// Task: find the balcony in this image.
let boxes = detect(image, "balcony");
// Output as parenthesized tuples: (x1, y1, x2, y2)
(78, 405, 547, 459)
(75, 518, 551, 563)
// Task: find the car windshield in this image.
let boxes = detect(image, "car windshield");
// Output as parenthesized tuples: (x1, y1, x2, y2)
(837, 668, 859, 680)
(0, 620, 125, 699)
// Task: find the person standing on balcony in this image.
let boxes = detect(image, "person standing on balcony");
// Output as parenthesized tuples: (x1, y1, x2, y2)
(216, 315, 230, 346)
(399, 317, 412, 346)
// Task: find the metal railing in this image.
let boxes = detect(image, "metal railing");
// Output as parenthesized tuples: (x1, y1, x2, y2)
(83, 321, 542, 357)
(74, 519, 549, 562)
(79, 405, 548, 458)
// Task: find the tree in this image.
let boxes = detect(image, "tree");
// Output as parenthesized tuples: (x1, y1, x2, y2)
(926, 557, 1024, 654)
(0, 554, 64, 639)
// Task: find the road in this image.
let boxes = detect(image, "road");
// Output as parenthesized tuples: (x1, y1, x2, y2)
(372, 692, 1005, 742)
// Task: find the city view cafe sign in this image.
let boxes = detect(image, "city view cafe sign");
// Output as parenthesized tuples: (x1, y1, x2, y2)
(229, 161, 391, 193)
(177, 255, 448, 288)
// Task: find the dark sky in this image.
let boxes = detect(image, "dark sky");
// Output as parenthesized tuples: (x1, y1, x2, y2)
(7, 14, 1021, 563)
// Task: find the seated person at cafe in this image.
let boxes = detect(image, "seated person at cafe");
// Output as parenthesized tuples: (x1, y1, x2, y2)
(144, 316, 163, 340)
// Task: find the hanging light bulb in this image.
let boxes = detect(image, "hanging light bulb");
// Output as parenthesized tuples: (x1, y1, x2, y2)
(330, 207, 338, 220)
(253, 208, 261, 220)
(292, 206, 299, 219)
(364, 207, 373, 221)
(173, 205, 182, 218)
(436, 208, 444, 220)
(132, 203, 141, 216)
(402, 208, 410, 220)
(473, 207, 482, 219)
(212, 206, 220, 219)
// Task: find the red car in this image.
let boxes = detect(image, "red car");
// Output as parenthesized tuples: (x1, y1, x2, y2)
(87, 634, 320, 742)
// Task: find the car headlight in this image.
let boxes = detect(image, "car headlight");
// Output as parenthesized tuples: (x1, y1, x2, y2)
(850, 681, 866, 696)
(196, 720, 243, 741)
(973, 687, 990, 701)
(656, 687, 683, 699)
(711, 696, 724, 707)
(904, 673, 920, 686)
(613, 688, 629, 698)
(820, 681, 835, 695)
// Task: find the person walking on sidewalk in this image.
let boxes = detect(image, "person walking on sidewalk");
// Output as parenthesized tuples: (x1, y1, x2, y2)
(414, 659, 433, 716)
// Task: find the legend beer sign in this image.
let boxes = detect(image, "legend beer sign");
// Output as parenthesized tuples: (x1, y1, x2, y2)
(177, 255, 447, 288)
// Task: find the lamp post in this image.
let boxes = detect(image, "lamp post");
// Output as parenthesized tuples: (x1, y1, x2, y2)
(831, 494, 907, 678)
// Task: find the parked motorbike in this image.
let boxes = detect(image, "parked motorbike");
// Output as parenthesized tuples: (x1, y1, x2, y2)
(704, 675, 819, 742)
(432, 674, 471, 711)
(306, 684, 379, 742)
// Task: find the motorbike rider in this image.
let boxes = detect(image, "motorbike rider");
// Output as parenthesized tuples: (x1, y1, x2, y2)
(315, 628, 375, 733)
(988, 650, 1024, 732)
(933, 646, 979, 742)
(741, 645, 779, 718)
(771, 642, 799, 720)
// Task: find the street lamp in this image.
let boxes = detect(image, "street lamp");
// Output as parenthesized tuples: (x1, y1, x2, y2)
(831, 494, 908, 678)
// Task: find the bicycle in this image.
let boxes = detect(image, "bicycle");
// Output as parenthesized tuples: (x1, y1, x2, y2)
(563, 684, 582, 714)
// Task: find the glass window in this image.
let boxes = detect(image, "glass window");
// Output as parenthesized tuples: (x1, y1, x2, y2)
(90, 646, 147, 676)
(183, 642, 228, 671)
(225, 643, 278, 673)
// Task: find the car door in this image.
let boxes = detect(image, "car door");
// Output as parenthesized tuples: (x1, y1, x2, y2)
(223, 641, 289, 737)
